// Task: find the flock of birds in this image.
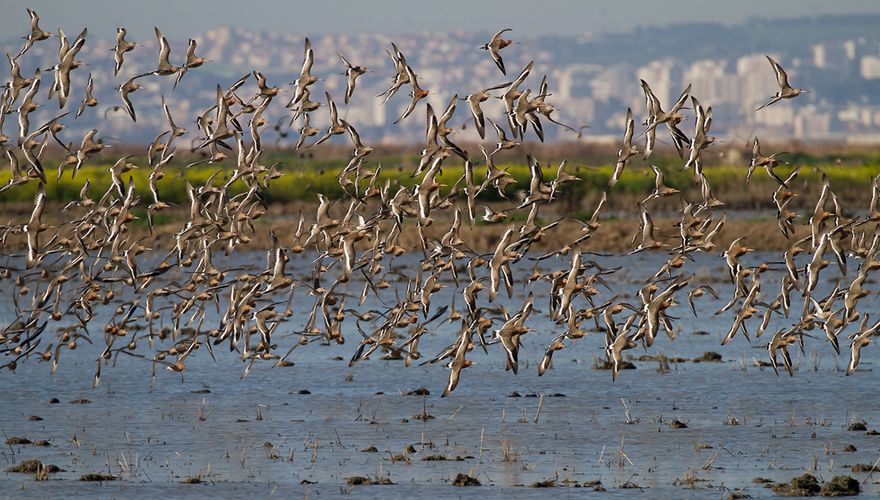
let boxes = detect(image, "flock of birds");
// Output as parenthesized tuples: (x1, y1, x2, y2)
(1, 11, 880, 396)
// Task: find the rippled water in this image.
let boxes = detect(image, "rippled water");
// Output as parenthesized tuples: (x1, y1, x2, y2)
(2, 251, 879, 498)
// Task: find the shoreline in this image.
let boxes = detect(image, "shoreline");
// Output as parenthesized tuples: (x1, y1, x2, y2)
(0, 203, 808, 254)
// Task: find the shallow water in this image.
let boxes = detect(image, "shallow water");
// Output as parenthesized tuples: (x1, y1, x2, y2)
(2, 251, 879, 498)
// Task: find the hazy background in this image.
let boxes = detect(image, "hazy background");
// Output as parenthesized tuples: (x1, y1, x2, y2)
(2, 1, 880, 144)
(2, 0, 879, 38)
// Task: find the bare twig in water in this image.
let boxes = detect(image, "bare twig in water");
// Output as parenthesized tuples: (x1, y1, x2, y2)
(621, 398, 639, 424)
(447, 405, 464, 421)
(534, 394, 544, 423)
(618, 433, 633, 467)
(702, 448, 721, 470)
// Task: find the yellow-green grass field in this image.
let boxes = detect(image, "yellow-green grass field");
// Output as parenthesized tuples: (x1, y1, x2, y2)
(2, 153, 878, 212)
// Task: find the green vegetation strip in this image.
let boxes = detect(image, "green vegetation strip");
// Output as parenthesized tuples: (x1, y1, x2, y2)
(1, 160, 878, 204)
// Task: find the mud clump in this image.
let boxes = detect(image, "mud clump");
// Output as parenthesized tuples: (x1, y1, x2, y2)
(725, 492, 751, 499)
(669, 419, 689, 429)
(584, 479, 605, 491)
(693, 351, 723, 363)
(771, 473, 820, 496)
(819, 475, 859, 496)
(594, 358, 635, 370)
(849, 463, 879, 473)
(5, 437, 31, 445)
(530, 478, 557, 488)
(846, 421, 867, 431)
(406, 387, 430, 396)
(452, 473, 481, 486)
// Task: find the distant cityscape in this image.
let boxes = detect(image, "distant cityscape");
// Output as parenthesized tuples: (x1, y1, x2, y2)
(4, 14, 880, 145)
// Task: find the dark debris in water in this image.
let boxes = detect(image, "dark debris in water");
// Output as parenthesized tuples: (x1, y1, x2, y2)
(79, 473, 118, 481)
(406, 387, 430, 396)
(5, 437, 31, 445)
(669, 419, 689, 429)
(69, 399, 92, 404)
(6, 460, 60, 474)
(346, 475, 393, 485)
(412, 411, 435, 421)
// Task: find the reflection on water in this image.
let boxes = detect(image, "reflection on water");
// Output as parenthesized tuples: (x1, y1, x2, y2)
(2, 252, 879, 498)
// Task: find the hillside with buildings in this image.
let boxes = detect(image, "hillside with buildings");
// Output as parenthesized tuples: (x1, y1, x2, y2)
(4, 14, 880, 145)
